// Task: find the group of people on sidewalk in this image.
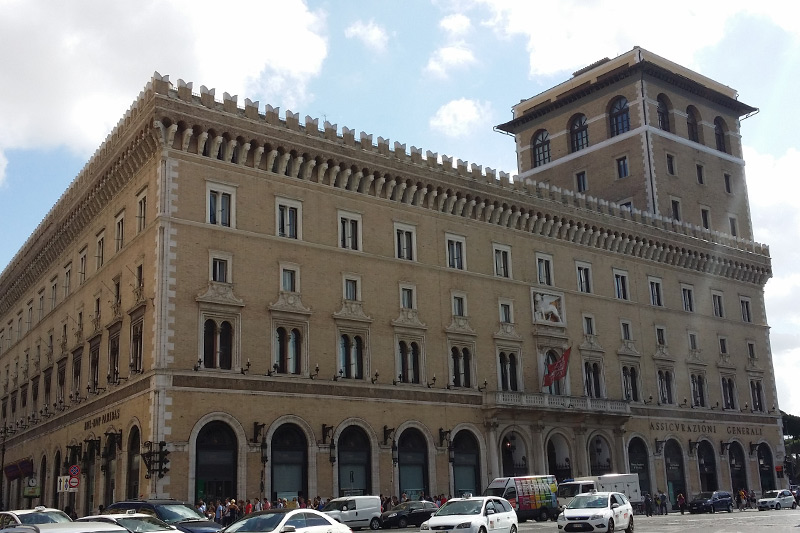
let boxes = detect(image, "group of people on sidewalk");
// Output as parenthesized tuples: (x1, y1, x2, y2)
(643, 490, 670, 516)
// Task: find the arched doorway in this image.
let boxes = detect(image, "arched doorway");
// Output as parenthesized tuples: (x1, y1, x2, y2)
(39, 456, 47, 507)
(589, 435, 612, 475)
(103, 436, 118, 507)
(697, 440, 718, 491)
(664, 439, 686, 506)
(196, 421, 238, 501)
(126, 427, 140, 499)
(757, 443, 775, 493)
(272, 424, 308, 501)
(398, 428, 429, 500)
(501, 431, 527, 477)
(452, 431, 480, 497)
(51, 451, 61, 508)
(728, 442, 747, 493)
(337, 426, 371, 496)
(628, 437, 651, 495)
(546, 433, 571, 482)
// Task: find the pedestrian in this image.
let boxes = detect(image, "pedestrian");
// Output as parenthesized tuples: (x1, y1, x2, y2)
(659, 490, 668, 515)
(644, 493, 653, 517)
(677, 493, 685, 515)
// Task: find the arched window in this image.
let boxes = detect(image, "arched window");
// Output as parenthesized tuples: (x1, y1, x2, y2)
(276, 327, 302, 374)
(399, 341, 420, 383)
(336, 426, 371, 496)
(570, 115, 589, 152)
(451, 347, 462, 387)
(462, 348, 472, 388)
(722, 377, 736, 409)
(544, 350, 563, 395)
(397, 428, 429, 500)
(52, 451, 61, 508)
(203, 319, 233, 370)
(509, 353, 518, 391)
(532, 130, 551, 168)
(714, 117, 727, 153)
(452, 431, 480, 497)
(609, 97, 630, 137)
(499, 352, 509, 391)
(339, 334, 364, 379)
(628, 437, 651, 495)
(656, 95, 670, 132)
(686, 106, 700, 142)
(584, 362, 602, 398)
(196, 421, 238, 501)
(126, 426, 141, 499)
(658, 370, 674, 404)
(691, 374, 706, 407)
(271, 424, 308, 502)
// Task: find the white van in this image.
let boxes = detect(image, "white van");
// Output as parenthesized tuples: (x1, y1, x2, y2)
(323, 495, 382, 530)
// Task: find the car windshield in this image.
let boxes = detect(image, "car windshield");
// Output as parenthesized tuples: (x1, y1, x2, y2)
(225, 513, 285, 532)
(483, 488, 505, 497)
(19, 511, 73, 524)
(435, 500, 482, 516)
(391, 503, 411, 511)
(694, 492, 713, 500)
(154, 504, 206, 524)
(557, 485, 580, 498)
(117, 517, 173, 532)
(567, 495, 609, 509)
(763, 490, 780, 498)
(322, 500, 348, 512)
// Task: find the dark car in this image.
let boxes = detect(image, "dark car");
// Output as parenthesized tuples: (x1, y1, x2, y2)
(104, 500, 222, 533)
(688, 491, 733, 514)
(380, 501, 438, 528)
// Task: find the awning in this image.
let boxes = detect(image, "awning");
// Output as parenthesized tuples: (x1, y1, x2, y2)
(3, 458, 33, 481)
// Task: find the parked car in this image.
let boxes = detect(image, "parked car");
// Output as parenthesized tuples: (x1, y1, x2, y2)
(323, 495, 382, 530)
(378, 501, 437, 528)
(420, 497, 517, 533)
(77, 512, 177, 532)
(0, 507, 72, 527)
(556, 492, 634, 533)
(0, 522, 126, 533)
(104, 500, 221, 533)
(687, 491, 733, 513)
(221, 508, 352, 533)
(757, 489, 798, 510)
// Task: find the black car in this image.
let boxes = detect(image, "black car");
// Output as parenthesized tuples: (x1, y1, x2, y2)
(104, 500, 222, 533)
(380, 501, 438, 528)
(688, 491, 733, 514)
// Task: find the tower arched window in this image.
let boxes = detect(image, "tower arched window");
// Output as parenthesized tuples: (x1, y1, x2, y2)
(570, 115, 589, 152)
(203, 318, 233, 370)
(714, 117, 727, 153)
(687, 107, 700, 142)
(609, 97, 630, 137)
(339, 334, 364, 379)
(399, 341, 420, 384)
(657, 95, 670, 132)
(532, 130, 551, 167)
(275, 327, 302, 374)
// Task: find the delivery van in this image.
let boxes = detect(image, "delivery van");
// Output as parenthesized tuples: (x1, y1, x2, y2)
(323, 495, 382, 530)
(483, 475, 558, 522)
(556, 473, 641, 509)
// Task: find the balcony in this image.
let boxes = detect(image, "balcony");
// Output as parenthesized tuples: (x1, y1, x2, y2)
(493, 391, 630, 414)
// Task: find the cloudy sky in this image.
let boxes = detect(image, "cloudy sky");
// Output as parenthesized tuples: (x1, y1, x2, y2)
(0, 0, 798, 416)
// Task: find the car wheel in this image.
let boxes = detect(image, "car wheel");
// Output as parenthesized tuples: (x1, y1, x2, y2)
(775, 503, 781, 510)
(478, 527, 487, 533)
(509, 525, 517, 533)
(710, 505, 715, 514)
(398, 518, 407, 529)
(370, 518, 381, 530)
(792, 502, 797, 509)
(540, 508, 549, 522)
(607, 518, 615, 533)
(625, 515, 633, 533)
(727, 503, 733, 513)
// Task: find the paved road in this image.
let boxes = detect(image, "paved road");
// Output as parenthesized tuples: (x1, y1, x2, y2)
(517, 508, 800, 532)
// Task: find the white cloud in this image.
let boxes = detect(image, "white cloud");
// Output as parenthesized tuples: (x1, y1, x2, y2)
(344, 19, 389, 54)
(0, 0, 328, 179)
(429, 98, 491, 138)
(440, 13, 471, 36)
(425, 44, 477, 78)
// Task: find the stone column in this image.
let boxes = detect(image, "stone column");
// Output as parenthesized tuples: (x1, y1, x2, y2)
(485, 420, 500, 482)
(574, 427, 589, 477)
(531, 423, 546, 474)
(613, 428, 627, 472)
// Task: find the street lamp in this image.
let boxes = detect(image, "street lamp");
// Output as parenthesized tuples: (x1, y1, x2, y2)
(260, 438, 269, 502)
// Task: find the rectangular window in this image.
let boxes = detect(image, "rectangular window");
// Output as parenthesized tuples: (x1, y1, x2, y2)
(649, 277, 663, 307)
(344, 278, 359, 301)
(747, 342, 756, 359)
(493, 245, 511, 278)
(395, 223, 416, 261)
(63, 265, 72, 298)
(38, 292, 44, 320)
(656, 327, 666, 346)
(576, 262, 592, 293)
(696, 164, 704, 184)
(281, 268, 297, 293)
(575, 171, 587, 192)
(446, 234, 466, 270)
(701, 208, 710, 229)
(719, 337, 728, 354)
(666, 154, 675, 175)
(712, 292, 725, 318)
(277, 200, 301, 239)
(499, 302, 512, 324)
(79, 248, 87, 284)
(339, 212, 361, 250)
(50, 277, 58, 310)
(621, 321, 632, 341)
(210, 190, 232, 226)
(96, 233, 105, 270)
(212, 258, 228, 283)
(613, 269, 629, 300)
(724, 173, 732, 193)
(453, 295, 465, 317)
(681, 285, 695, 312)
(671, 199, 681, 221)
(728, 216, 738, 237)
(688, 332, 698, 351)
(137, 190, 147, 233)
(740, 298, 752, 322)
(115, 212, 125, 252)
(537, 254, 553, 286)
(400, 287, 415, 309)
(583, 315, 595, 335)
(616, 156, 629, 179)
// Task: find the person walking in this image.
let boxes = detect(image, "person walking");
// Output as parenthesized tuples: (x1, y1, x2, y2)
(644, 493, 653, 517)
(676, 493, 685, 515)
(659, 490, 668, 515)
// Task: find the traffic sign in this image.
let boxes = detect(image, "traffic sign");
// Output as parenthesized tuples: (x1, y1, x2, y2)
(57, 476, 70, 493)
(68, 464, 80, 477)
(68, 477, 79, 489)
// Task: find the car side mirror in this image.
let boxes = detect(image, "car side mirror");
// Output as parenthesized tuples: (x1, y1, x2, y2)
(486, 508, 495, 515)
(342, 506, 348, 511)
(611, 503, 619, 509)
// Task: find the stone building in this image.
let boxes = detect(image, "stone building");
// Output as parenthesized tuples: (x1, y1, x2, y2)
(0, 47, 784, 513)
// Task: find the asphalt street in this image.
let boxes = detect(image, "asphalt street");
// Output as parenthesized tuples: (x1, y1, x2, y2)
(517, 508, 800, 532)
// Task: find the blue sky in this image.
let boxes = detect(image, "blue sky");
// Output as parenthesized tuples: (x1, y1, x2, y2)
(1, 0, 799, 416)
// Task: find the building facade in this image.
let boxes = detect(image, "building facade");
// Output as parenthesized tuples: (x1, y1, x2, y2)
(0, 47, 785, 513)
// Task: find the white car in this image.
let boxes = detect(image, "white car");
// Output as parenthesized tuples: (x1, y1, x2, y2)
(222, 509, 353, 533)
(757, 489, 797, 510)
(420, 497, 517, 533)
(0, 506, 73, 528)
(557, 492, 633, 533)
(77, 512, 177, 532)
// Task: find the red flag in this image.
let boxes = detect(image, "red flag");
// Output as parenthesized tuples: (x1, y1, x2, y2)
(542, 347, 571, 387)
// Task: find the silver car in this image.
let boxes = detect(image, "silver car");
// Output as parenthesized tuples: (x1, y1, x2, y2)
(757, 489, 797, 510)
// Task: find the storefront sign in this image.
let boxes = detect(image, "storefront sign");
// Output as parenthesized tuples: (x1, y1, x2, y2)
(648, 421, 765, 437)
(83, 408, 121, 430)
